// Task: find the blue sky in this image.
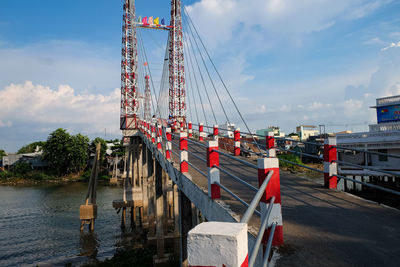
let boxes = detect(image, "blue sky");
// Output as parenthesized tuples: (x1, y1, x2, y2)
(1, 0, 400, 152)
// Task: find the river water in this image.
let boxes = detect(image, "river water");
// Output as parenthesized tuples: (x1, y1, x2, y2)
(0, 182, 138, 266)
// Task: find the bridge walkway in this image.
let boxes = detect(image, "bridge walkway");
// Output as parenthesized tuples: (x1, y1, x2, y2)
(170, 138, 400, 267)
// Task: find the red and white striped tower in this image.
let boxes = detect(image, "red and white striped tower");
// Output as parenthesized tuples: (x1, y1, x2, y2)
(234, 127, 240, 156)
(166, 127, 172, 161)
(144, 75, 151, 123)
(188, 121, 193, 138)
(157, 125, 162, 151)
(266, 131, 276, 157)
(180, 132, 188, 173)
(199, 123, 204, 141)
(324, 137, 337, 189)
(207, 141, 220, 199)
(169, 0, 186, 128)
(120, 0, 139, 134)
(257, 157, 283, 247)
(213, 124, 219, 140)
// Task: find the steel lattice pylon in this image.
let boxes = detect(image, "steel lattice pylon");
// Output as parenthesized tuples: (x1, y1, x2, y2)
(120, 0, 139, 134)
(169, 0, 186, 126)
(144, 75, 151, 122)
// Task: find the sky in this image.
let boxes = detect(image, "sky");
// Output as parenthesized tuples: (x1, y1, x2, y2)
(1, 0, 400, 152)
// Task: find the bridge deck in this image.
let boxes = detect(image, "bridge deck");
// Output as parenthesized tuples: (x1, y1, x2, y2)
(172, 139, 400, 267)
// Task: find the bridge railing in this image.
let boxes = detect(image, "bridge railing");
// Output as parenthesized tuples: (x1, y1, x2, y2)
(139, 119, 283, 266)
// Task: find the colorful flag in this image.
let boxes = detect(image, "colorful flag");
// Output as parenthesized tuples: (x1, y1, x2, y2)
(154, 17, 160, 25)
(144, 62, 148, 66)
(161, 18, 165, 25)
(148, 16, 153, 25)
(138, 16, 142, 22)
(142, 16, 148, 24)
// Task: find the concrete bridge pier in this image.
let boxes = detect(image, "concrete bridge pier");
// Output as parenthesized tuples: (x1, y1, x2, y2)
(141, 141, 149, 229)
(147, 147, 156, 238)
(180, 191, 193, 267)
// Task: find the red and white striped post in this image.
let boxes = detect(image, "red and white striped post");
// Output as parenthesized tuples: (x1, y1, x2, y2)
(199, 123, 204, 141)
(188, 121, 193, 138)
(207, 141, 220, 199)
(234, 127, 240, 156)
(151, 123, 156, 144)
(180, 132, 188, 173)
(213, 124, 219, 140)
(146, 121, 150, 139)
(324, 137, 337, 189)
(166, 127, 172, 161)
(266, 131, 276, 157)
(258, 157, 283, 247)
(188, 222, 248, 267)
(157, 125, 162, 151)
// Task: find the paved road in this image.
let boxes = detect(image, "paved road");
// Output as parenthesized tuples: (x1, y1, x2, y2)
(171, 138, 400, 266)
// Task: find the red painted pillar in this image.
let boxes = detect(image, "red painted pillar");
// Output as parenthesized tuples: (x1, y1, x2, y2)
(188, 121, 193, 138)
(199, 123, 204, 141)
(266, 131, 276, 157)
(166, 127, 172, 161)
(157, 125, 162, 150)
(207, 141, 220, 199)
(257, 158, 283, 247)
(151, 124, 156, 144)
(213, 124, 219, 140)
(324, 137, 337, 189)
(180, 132, 188, 173)
(234, 127, 240, 156)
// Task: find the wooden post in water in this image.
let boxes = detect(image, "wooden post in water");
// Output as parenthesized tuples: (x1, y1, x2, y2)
(80, 142, 101, 231)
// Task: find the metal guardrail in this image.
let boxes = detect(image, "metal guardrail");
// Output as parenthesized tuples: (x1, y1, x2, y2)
(335, 145, 400, 159)
(211, 148, 258, 169)
(335, 159, 400, 177)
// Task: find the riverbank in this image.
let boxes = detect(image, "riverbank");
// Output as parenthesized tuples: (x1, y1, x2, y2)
(0, 170, 109, 186)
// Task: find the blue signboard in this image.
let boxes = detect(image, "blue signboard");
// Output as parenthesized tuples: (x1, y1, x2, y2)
(377, 105, 400, 123)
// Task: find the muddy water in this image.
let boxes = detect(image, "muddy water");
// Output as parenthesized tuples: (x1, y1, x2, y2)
(0, 183, 139, 266)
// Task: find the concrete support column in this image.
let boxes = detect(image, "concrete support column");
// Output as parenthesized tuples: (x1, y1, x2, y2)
(166, 127, 172, 161)
(324, 137, 338, 189)
(188, 222, 248, 267)
(266, 131, 276, 157)
(258, 158, 283, 247)
(155, 160, 165, 258)
(141, 141, 149, 229)
(213, 124, 219, 140)
(199, 123, 204, 141)
(147, 148, 156, 237)
(173, 183, 181, 257)
(234, 127, 241, 156)
(207, 141, 220, 199)
(180, 132, 188, 173)
(180, 191, 193, 267)
(188, 121, 193, 138)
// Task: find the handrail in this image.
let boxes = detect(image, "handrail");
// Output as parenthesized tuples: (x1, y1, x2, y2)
(335, 159, 400, 177)
(275, 147, 322, 161)
(241, 171, 274, 224)
(262, 222, 277, 267)
(277, 158, 325, 174)
(188, 161, 207, 178)
(187, 149, 207, 163)
(336, 173, 400, 196)
(212, 149, 258, 169)
(214, 165, 258, 192)
(215, 181, 261, 216)
(248, 197, 275, 267)
(335, 145, 400, 159)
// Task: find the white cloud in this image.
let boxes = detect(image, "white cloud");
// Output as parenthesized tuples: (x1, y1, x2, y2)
(0, 81, 121, 135)
(381, 41, 400, 51)
(0, 40, 120, 94)
(0, 120, 12, 127)
(186, 0, 391, 52)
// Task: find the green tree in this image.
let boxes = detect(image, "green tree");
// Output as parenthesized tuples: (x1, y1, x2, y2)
(0, 149, 6, 158)
(111, 140, 125, 157)
(17, 141, 46, 154)
(90, 137, 108, 164)
(43, 128, 90, 175)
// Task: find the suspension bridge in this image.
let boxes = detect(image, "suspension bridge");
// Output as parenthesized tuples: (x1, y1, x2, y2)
(82, 1, 400, 266)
